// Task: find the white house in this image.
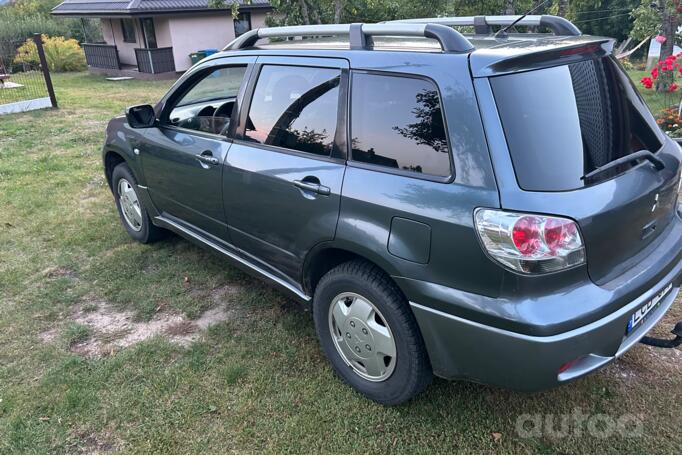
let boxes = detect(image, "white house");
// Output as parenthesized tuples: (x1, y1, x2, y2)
(52, 0, 272, 78)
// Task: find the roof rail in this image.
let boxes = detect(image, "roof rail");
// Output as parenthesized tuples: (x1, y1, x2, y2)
(387, 15, 581, 37)
(223, 23, 475, 53)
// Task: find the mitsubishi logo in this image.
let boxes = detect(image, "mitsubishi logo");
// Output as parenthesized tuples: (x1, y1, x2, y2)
(651, 193, 659, 213)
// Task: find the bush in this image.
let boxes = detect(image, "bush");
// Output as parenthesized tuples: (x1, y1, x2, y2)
(655, 107, 682, 135)
(14, 34, 87, 72)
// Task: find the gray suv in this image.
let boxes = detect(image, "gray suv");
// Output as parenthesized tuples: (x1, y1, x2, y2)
(103, 15, 682, 405)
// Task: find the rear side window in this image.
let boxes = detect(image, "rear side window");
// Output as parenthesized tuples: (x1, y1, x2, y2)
(350, 72, 451, 178)
(491, 57, 662, 191)
(244, 65, 341, 157)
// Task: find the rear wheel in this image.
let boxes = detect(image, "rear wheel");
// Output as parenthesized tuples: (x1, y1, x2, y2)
(313, 260, 432, 405)
(112, 163, 164, 244)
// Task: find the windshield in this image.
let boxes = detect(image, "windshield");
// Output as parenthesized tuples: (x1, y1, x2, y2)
(491, 57, 663, 191)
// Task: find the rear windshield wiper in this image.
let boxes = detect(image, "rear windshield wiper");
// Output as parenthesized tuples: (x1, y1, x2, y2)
(582, 150, 665, 182)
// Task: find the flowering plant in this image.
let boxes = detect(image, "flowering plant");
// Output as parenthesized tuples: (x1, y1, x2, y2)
(640, 51, 682, 93)
(655, 107, 682, 134)
(640, 51, 682, 136)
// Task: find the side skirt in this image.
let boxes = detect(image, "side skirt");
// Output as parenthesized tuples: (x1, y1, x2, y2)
(153, 215, 312, 304)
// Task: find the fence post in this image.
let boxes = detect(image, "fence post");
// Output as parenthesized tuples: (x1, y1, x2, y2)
(33, 34, 58, 109)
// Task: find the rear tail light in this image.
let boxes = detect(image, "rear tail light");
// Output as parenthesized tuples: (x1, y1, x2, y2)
(475, 209, 585, 274)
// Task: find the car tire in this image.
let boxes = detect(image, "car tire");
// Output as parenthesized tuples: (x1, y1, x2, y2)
(313, 260, 432, 405)
(111, 162, 164, 244)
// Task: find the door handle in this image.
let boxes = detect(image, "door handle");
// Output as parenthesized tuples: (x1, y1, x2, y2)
(294, 179, 331, 196)
(195, 152, 219, 166)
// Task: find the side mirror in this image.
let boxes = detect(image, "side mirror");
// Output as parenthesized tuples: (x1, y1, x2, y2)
(126, 104, 156, 128)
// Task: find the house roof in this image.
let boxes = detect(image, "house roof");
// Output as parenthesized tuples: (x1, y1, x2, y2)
(51, 0, 272, 16)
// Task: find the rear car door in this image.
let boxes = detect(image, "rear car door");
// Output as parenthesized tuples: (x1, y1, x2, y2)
(141, 57, 255, 241)
(223, 56, 348, 283)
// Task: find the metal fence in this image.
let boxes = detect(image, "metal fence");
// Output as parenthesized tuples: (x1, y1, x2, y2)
(0, 34, 57, 116)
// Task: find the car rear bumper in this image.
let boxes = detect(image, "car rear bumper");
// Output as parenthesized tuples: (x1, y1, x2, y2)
(411, 276, 679, 391)
(404, 210, 682, 392)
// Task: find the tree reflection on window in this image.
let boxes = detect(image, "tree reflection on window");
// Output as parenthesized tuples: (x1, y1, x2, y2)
(351, 73, 450, 177)
(245, 66, 341, 157)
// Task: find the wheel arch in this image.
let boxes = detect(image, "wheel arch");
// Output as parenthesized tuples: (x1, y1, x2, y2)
(104, 149, 146, 193)
(302, 243, 406, 299)
(104, 150, 127, 191)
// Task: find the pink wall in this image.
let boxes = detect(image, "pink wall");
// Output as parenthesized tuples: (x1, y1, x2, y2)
(154, 17, 173, 48)
(100, 18, 143, 66)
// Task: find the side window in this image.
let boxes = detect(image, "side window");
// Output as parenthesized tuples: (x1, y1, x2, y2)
(244, 65, 341, 157)
(121, 19, 136, 43)
(350, 72, 451, 178)
(166, 66, 247, 135)
(234, 13, 251, 37)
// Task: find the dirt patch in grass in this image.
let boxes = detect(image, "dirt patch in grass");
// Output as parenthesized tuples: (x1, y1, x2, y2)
(69, 428, 119, 454)
(60, 286, 243, 357)
(38, 328, 59, 344)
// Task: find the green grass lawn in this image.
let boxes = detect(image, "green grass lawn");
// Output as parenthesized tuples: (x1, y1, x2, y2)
(0, 72, 681, 454)
(0, 71, 49, 105)
(628, 70, 672, 114)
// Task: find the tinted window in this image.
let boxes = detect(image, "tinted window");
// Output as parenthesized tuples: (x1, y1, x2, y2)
(491, 57, 662, 191)
(350, 73, 450, 177)
(121, 19, 136, 43)
(166, 66, 246, 135)
(245, 65, 341, 157)
(141, 18, 157, 49)
(234, 13, 251, 37)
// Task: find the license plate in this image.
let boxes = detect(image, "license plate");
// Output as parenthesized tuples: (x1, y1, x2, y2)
(626, 283, 673, 335)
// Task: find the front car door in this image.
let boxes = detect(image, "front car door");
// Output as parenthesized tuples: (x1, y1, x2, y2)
(141, 57, 255, 241)
(223, 56, 349, 284)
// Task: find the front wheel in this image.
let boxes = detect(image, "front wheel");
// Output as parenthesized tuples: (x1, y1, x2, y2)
(313, 260, 432, 405)
(112, 163, 164, 244)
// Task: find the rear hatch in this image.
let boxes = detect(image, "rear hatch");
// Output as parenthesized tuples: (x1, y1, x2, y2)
(486, 51, 681, 284)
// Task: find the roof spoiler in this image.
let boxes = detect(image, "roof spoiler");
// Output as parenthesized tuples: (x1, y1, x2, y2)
(223, 22, 475, 53)
(386, 15, 581, 37)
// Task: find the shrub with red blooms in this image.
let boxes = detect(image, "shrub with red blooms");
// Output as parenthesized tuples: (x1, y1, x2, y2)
(640, 51, 682, 136)
(641, 77, 654, 89)
(640, 52, 682, 93)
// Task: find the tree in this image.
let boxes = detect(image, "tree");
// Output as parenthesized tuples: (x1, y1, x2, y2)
(333, 0, 343, 23)
(567, 0, 640, 41)
(631, 0, 680, 91)
(557, 0, 568, 17)
(656, 0, 679, 91)
(504, 0, 515, 15)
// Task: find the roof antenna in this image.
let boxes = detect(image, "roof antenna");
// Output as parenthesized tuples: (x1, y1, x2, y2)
(495, 0, 552, 39)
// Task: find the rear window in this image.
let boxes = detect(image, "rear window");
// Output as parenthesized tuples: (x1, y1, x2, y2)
(491, 57, 662, 191)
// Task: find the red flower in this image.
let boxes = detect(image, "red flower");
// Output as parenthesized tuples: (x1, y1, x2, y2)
(652, 67, 660, 79)
(669, 83, 679, 92)
(641, 77, 654, 89)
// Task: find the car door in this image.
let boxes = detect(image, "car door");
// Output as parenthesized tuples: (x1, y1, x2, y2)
(223, 56, 349, 283)
(141, 57, 255, 241)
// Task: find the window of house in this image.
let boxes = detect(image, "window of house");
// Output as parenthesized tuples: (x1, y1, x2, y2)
(121, 19, 136, 43)
(234, 12, 252, 37)
(165, 66, 248, 135)
(350, 72, 451, 178)
(141, 18, 157, 49)
(244, 65, 341, 157)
